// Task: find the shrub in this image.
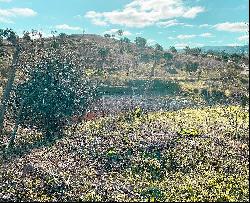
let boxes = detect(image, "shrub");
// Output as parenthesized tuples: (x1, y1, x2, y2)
(135, 37, 147, 48)
(141, 187, 164, 202)
(149, 79, 181, 95)
(177, 128, 201, 137)
(163, 52, 173, 61)
(166, 68, 178, 74)
(185, 62, 199, 73)
(10, 58, 96, 140)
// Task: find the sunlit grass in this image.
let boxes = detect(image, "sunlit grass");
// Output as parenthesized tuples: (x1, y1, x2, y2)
(1, 105, 248, 201)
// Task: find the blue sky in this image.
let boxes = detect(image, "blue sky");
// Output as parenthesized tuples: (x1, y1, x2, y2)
(0, 0, 249, 48)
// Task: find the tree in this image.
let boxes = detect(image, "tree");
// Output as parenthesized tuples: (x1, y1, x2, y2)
(58, 33, 68, 45)
(221, 50, 229, 62)
(135, 37, 147, 48)
(98, 47, 110, 72)
(163, 52, 173, 61)
(120, 37, 130, 44)
(169, 46, 177, 53)
(245, 22, 249, 34)
(0, 28, 104, 150)
(190, 47, 202, 56)
(59, 33, 67, 39)
(104, 34, 111, 38)
(120, 37, 132, 75)
(163, 52, 174, 69)
(0, 29, 45, 143)
(117, 30, 124, 54)
(155, 44, 163, 52)
(117, 29, 124, 37)
(151, 43, 163, 77)
(23, 31, 32, 41)
(184, 46, 191, 55)
(185, 62, 199, 73)
(230, 53, 242, 63)
(0, 29, 20, 135)
(10, 58, 96, 141)
(134, 37, 147, 69)
(183, 46, 202, 56)
(116, 31, 131, 75)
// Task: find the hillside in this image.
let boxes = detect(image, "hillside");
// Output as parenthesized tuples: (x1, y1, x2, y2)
(0, 34, 249, 123)
(1, 34, 247, 79)
(0, 32, 249, 202)
(1, 33, 248, 91)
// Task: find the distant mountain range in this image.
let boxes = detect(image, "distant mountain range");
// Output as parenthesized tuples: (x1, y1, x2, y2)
(200, 45, 249, 54)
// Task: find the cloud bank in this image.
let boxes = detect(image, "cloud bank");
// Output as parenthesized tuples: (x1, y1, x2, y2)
(85, 0, 205, 28)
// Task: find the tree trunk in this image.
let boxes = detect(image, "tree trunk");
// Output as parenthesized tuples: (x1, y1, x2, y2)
(0, 45, 20, 135)
(102, 59, 107, 80)
(7, 98, 24, 150)
(151, 60, 157, 77)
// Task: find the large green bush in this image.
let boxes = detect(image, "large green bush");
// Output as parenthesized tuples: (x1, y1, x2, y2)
(10, 58, 96, 140)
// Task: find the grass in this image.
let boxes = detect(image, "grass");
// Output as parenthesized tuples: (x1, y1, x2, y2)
(92, 62, 249, 108)
(0, 54, 249, 201)
(0, 105, 249, 202)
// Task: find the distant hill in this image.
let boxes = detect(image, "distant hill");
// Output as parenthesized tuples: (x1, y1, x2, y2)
(0, 34, 248, 84)
(200, 45, 249, 54)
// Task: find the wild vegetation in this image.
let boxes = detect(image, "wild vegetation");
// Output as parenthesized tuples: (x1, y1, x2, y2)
(0, 29, 249, 202)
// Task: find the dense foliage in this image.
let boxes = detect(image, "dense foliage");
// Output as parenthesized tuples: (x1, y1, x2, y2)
(10, 58, 96, 140)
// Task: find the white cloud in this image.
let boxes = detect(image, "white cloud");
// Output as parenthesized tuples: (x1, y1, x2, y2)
(103, 29, 132, 36)
(74, 14, 83, 19)
(238, 35, 249, 42)
(0, 0, 12, 2)
(92, 18, 108, 26)
(135, 32, 143, 35)
(183, 6, 205, 18)
(168, 36, 175, 40)
(209, 40, 223, 44)
(0, 16, 13, 23)
(175, 32, 213, 40)
(200, 32, 213, 37)
(199, 23, 211, 28)
(85, 0, 205, 28)
(192, 43, 204, 47)
(85, 11, 108, 26)
(157, 19, 195, 28)
(55, 24, 82, 31)
(175, 42, 204, 48)
(227, 43, 241, 46)
(157, 19, 184, 27)
(213, 22, 248, 32)
(0, 8, 37, 17)
(0, 7, 37, 23)
(183, 24, 194, 27)
(175, 43, 189, 49)
(177, 34, 196, 39)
